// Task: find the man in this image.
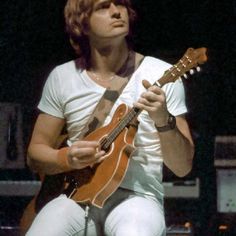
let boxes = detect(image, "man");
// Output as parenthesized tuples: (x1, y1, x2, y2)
(26, 0, 194, 235)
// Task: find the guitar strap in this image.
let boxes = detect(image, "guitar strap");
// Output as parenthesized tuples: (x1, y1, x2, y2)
(77, 50, 143, 139)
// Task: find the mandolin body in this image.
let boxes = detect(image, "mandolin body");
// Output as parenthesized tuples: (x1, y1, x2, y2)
(67, 103, 138, 208)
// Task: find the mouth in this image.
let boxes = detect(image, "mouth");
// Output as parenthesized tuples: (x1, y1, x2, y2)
(111, 20, 126, 26)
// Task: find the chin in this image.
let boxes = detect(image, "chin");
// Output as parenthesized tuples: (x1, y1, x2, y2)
(111, 28, 129, 37)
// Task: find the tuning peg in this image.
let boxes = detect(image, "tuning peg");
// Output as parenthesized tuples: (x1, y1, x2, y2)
(182, 73, 188, 79)
(190, 69, 195, 75)
(196, 66, 201, 72)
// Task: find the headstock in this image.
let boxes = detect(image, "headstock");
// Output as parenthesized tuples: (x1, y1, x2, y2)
(157, 47, 208, 87)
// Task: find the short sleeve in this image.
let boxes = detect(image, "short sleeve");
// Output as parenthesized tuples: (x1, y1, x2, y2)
(38, 68, 64, 118)
(164, 79, 187, 116)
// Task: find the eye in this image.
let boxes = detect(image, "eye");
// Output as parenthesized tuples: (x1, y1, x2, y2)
(96, 2, 110, 11)
(114, 0, 125, 6)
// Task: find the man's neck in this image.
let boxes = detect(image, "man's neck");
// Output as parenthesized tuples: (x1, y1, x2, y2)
(89, 40, 130, 75)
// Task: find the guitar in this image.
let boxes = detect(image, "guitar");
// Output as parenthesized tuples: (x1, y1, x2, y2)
(65, 47, 208, 208)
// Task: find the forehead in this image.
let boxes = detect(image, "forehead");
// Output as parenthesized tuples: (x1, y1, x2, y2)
(94, 0, 112, 5)
(94, 0, 127, 5)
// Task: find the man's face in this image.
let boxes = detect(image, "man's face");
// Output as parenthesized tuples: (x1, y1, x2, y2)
(87, 0, 129, 41)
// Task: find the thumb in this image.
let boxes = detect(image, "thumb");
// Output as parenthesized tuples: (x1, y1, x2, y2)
(142, 79, 152, 89)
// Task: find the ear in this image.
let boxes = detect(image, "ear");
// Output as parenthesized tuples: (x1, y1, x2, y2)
(82, 21, 90, 35)
(83, 28, 89, 35)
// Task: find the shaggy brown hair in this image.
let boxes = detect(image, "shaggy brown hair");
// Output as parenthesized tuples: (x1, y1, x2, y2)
(64, 0, 137, 63)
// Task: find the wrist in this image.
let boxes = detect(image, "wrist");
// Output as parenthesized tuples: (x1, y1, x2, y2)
(57, 147, 71, 171)
(155, 113, 176, 132)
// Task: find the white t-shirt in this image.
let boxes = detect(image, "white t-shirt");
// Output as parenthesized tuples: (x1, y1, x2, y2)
(38, 56, 187, 202)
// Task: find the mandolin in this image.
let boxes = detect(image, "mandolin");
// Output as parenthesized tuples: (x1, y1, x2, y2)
(19, 47, 208, 235)
(65, 47, 208, 208)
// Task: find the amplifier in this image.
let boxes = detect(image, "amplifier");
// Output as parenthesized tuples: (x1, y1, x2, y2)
(0, 225, 193, 236)
(0, 225, 194, 236)
(214, 136, 236, 167)
(0, 103, 25, 169)
(166, 223, 193, 236)
(217, 169, 236, 213)
(214, 136, 236, 213)
(0, 226, 20, 236)
(0, 179, 200, 198)
(163, 178, 200, 199)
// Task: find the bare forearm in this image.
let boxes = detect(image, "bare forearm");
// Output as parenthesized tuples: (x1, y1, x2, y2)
(159, 128, 194, 177)
(27, 144, 71, 175)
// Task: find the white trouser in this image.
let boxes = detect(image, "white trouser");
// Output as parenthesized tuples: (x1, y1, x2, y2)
(26, 188, 166, 236)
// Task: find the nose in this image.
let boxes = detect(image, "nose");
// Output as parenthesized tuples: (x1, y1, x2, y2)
(110, 3, 121, 18)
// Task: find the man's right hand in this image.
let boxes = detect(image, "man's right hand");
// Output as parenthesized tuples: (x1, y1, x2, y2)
(67, 140, 106, 169)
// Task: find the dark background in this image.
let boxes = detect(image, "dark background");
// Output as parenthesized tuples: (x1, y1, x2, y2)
(0, 0, 235, 235)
